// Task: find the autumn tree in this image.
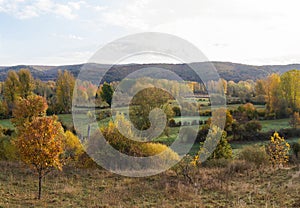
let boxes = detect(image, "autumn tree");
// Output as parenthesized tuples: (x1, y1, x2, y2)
(12, 95, 48, 131)
(15, 116, 65, 199)
(12, 95, 65, 199)
(4, 70, 20, 111)
(266, 132, 290, 168)
(56, 70, 75, 113)
(17, 69, 35, 98)
(281, 70, 300, 112)
(129, 87, 174, 131)
(261, 73, 286, 117)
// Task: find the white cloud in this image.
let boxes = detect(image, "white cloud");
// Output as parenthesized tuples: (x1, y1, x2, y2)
(52, 33, 84, 41)
(54, 4, 76, 19)
(0, 0, 81, 19)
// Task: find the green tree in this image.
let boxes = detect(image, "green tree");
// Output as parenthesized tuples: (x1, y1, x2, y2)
(100, 82, 113, 106)
(193, 126, 232, 166)
(129, 87, 173, 132)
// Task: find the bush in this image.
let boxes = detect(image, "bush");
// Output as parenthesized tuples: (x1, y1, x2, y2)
(291, 142, 300, 158)
(202, 158, 231, 168)
(168, 118, 176, 127)
(179, 127, 198, 144)
(0, 136, 17, 160)
(172, 106, 181, 116)
(139, 142, 179, 161)
(63, 131, 85, 164)
(225, 160, 255, 174)
(238, 145, 269, 168)
(87, 115, 180, 170)
(266, 132, 290, 167)
(193, 126, 232, 167)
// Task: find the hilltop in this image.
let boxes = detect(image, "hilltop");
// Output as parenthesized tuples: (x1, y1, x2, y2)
(0, 62, 299, 82)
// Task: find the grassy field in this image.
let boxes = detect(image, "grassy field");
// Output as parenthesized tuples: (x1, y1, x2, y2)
(260, 118, 290, 132)
(1, 161, 300, 207)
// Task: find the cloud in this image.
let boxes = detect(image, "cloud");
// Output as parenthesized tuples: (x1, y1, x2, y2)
(0, 0, 82, 19)
(52, 33, 84, 41)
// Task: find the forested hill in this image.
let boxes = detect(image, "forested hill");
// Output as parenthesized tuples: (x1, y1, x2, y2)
(0, 62, 299, 82)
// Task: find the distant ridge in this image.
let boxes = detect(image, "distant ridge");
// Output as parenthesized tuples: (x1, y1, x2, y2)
(0, 62, 299, 82)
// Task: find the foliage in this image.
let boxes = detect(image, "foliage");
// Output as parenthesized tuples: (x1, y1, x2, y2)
(129, 87, 173, 131)
(56, 70, 75, 113)
(4, 70, 20, 111)
(63, 130, 84, 164)
(266, 132, 290, 167)
(238, 145, 269, 168)
(11, 95, 48, 131)
(193, 126, 232, 166)
(88, 114, 179, 169)
(15, 116, 65, 199)
(291, 142, 300, 159)
(0, 125, 17, 160)
(289, 112, 300, 129)
(179, 126, 198, 143)
(17, 69, 35, 98)
(100, 82, 113, 106)
(280, 70, 300, 112)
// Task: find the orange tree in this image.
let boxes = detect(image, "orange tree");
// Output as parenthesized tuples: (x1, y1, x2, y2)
(12, 95, 65, 199)
(11, 95, 48, 130)
(15, 116, 65, 199)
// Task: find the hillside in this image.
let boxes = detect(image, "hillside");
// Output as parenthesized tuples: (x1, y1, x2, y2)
(0, 62, 299, 82)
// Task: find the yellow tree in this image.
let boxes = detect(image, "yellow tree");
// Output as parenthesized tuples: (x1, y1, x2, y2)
(266, 132, 290, 168)
(56, 70, 75, 113)
(262, 73, 286, 117)
(15, 116, 65, 199)
(281, 70, 300, 111)
(11, 95, 48, 131)
(17, 69, 35, 98)
(4, 70, 20, 112)
(12, 95, 64, 199)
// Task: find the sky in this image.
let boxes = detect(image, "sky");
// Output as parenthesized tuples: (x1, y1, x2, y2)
(0, 0, 300, 66)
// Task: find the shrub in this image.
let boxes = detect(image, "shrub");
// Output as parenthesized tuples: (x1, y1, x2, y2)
(266, 132, 290, 167)
(0, 136, 17, 160)
(88, 114, 179, 170)
(172, 106, 181, 116)
(225, 160, 254, 175)
(193, 126, 232, 166)
(139, 142, 179, 161)
(63, 131, 85, 164)
(168, 118, 176, 127)
(238, 145, 269, 168)
(211, 130, 232, 160)
(202, 158, 231, 168)
(291, 142, 300, 158)
(179, 127, 197, 144)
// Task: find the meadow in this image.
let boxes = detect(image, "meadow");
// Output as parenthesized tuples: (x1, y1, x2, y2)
(1, 161, 300, 207)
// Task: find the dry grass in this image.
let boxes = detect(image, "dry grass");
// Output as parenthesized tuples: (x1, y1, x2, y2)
(0, 161, 299, 207)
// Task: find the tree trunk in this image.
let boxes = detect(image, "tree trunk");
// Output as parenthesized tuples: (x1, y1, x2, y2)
(38, 173, 42, 200)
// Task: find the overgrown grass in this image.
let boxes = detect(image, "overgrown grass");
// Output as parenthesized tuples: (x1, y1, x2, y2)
(0, 161, 299, 207)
